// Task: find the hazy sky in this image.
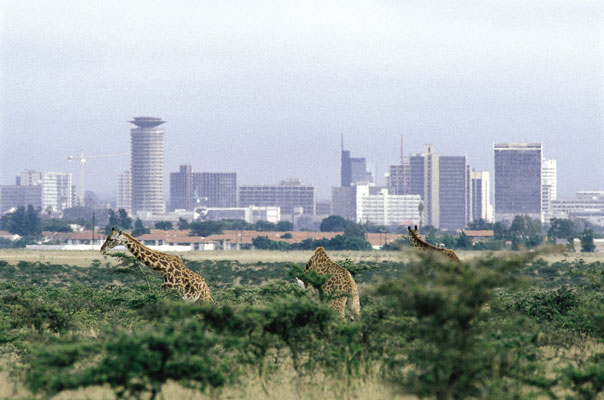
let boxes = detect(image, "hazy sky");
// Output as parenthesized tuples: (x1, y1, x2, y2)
(1, 0, 603, 200)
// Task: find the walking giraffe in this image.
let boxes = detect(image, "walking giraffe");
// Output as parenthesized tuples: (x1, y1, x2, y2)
(100, 228, 213, 302)
(407, 225, 461, 263)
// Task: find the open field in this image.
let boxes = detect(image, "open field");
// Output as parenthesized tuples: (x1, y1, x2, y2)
(1, 248, 603, 266)
(2, 249, 604, 399)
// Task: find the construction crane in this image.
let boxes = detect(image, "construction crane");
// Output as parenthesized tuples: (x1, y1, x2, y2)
(68, 151, 128, 206)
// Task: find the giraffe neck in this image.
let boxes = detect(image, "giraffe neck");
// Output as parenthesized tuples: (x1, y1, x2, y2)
(410, 231, 443, 251)
(122, 233, 171, 275)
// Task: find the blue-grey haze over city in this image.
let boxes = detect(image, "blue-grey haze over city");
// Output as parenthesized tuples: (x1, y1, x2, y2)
(1, 0, 603, 200)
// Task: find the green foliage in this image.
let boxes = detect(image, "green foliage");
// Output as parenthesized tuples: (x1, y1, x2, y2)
(177, 217, 190, 230)
(275, 221, 293, 231)
(380, 237, 410, 251)
(5, 251, 604, 399)
(0, 237, 32, 249)
(505, 287, 578, 322)
(455, 231, 473, 250)
(41, 218, 73, 232)
(154, 221, 173, 230)
(253, 220, 292, 232)
(374, 251, 543, 399)
(548, 218, 575, 241)
(118, 209, 132, 229)
(189, 220, 224, 236)
(581, 229, 595, 252)
(466, 219, 493, 230)
(320, 215, 348, 232)
(425, 230, 437, 246)
(562, 353, 604, 399)
(508, 215, 545, 248)
(344, 222, 366, 238)
(252, 235, 290, 250)
(25, 320, 239, 400)
(0, 205, 42, 236)
(131, 218, 150, 237)
(104, 208, 133, 234)
(251, 234, 372, 251)
(439, 232, 456, 249)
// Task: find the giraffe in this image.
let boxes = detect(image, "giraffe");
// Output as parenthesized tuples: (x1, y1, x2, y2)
(100, 228, 213, 302)
(301, 247, 361, 320)
(407, 225, 461, 263)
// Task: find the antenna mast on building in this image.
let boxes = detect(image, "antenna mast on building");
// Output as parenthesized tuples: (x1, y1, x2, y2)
(400, 134, 404, 164)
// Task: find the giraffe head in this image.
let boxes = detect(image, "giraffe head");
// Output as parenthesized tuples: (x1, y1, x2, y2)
(407, 225, 419, 238)
(100, 228, 126, 255)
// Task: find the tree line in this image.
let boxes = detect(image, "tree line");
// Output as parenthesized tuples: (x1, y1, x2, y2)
(0, 205, 599, 252)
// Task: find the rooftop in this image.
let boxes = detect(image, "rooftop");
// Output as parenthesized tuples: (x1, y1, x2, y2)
(129, 117, 165, 128)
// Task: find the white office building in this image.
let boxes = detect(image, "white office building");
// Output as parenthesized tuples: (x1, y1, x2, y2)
(471, 170, 493, 222)
(355, 185, 421, 226)
(42, 172, 72, 212)
(116, 170, 132, 214)
(542, 158, 557, 221)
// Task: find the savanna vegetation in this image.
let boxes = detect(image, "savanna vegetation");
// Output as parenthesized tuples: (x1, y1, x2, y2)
(1, 249, 604, 399)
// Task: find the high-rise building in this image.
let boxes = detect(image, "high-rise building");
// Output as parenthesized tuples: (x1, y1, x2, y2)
(439, 155, 468, 230)
(386, 136, 410, 195)
(386, 162, 410, 195)
(169, 165, 237, 211)
(239, 179, 316, 216)
(42, 172, 72, 212)
(331, 186, 358, 221)
(116, 170, 132, 214)
(16, 170, 42, 186)
(192, 172, 237, 208)
(130, 117, 165, 215)
(315, 201, 331, 216)
(0, 185, 43, 214)
(409, 145, 440, 227)
(541, 158, 557, 221)
(169, 165, 193, 211)
(356, 186, 422, 226)
(551, 191, 604, 222)
(341, 138, 372, 187)
(470, 170, 492, 222)
(494, 143, 542, 222)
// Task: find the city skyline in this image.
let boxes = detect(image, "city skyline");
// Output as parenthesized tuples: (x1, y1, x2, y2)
(0, 136, 598, 204)
(1, 1, 603, 200)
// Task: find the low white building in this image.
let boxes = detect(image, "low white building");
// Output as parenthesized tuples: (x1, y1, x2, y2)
(549, 190, 604, 226)
(356, 186, 421, 226)
(196, 206, 281, 224)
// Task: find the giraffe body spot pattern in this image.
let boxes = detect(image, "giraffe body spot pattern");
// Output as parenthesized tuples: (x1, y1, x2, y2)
(303, 247, 361, 320)
(407, 225, 461, 263)
(100, 228, 213, 303)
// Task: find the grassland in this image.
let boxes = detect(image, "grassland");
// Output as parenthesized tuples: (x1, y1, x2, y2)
(2, 248, 603, 266)
(1, 249, 604, 399)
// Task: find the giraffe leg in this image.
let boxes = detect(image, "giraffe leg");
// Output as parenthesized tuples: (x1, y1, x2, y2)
(331, 298, 346, 320)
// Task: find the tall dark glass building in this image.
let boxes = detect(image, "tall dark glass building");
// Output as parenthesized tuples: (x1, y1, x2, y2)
(494, 143, 542, 222)
(439, 156, 468, 230)
(340, 136, 372, 187)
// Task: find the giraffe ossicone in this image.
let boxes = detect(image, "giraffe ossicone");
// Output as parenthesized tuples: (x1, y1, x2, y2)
(302, 247, 361, 320)
(100, 228, 213, 302)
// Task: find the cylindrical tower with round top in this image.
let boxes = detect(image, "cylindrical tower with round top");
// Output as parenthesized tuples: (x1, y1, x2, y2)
(130, 116, 165, 215)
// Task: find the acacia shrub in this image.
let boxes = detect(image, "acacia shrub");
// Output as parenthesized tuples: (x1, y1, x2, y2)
(373, 251, 545, 399)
